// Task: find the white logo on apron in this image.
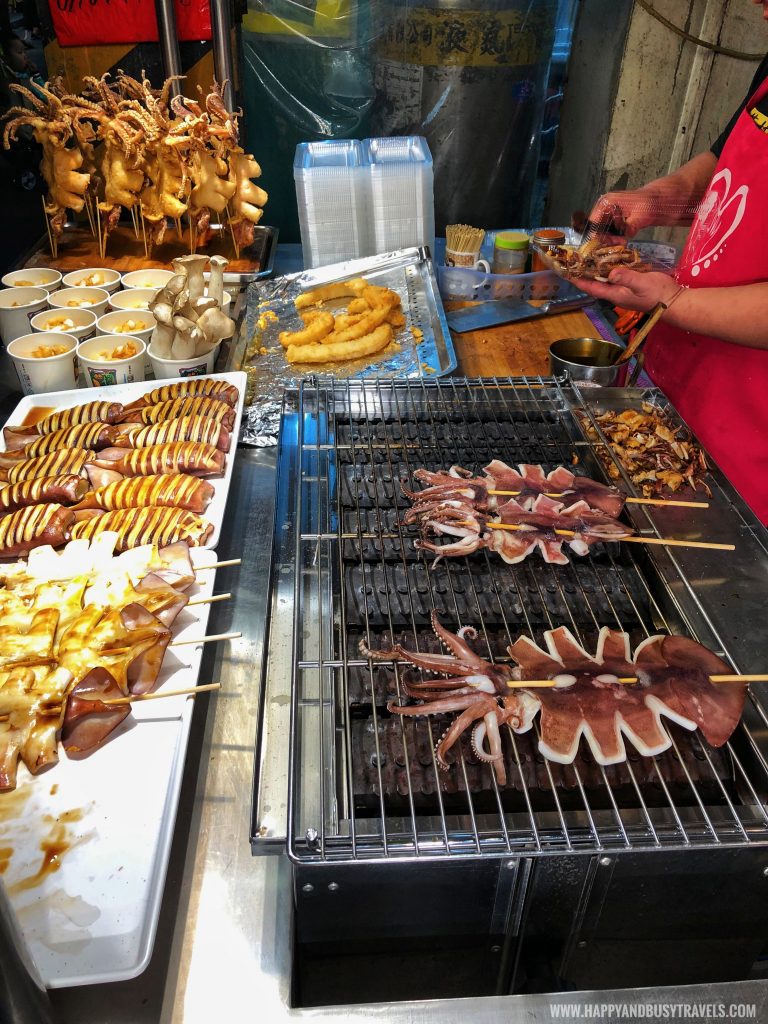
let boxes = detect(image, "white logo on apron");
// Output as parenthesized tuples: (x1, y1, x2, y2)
(686, 168, 748, 277)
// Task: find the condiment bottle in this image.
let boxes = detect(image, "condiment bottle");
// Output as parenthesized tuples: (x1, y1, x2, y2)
(491, 231, 530, 275)
(531, 228, 566, 272)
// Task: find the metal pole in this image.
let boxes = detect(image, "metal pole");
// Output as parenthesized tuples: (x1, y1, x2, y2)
(0, 881, 56, 1024)
(154, 0, 183, 97)
(210, 0, 235, 110)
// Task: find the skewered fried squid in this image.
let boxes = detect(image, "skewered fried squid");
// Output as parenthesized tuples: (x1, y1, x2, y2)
(92, 442, 225, 478)
(71, 506, 213, 550)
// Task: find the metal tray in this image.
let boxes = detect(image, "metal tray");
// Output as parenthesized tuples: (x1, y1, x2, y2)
(233, 248, 457, 436)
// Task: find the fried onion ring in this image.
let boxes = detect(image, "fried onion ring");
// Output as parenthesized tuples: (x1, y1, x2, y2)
(286, 323, 394, 364)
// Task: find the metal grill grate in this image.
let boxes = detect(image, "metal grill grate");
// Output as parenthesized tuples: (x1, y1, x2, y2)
(281, 377, 768, 863)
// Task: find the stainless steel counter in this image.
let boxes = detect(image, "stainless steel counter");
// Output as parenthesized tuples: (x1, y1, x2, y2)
(39, 441, 768, 1024)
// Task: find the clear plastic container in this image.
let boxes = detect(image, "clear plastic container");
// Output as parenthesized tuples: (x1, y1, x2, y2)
(492, 231, 529, 275)
(437, 265, 578, 303)
(294, 140, 371, 268)
(363, 136, 435, 255)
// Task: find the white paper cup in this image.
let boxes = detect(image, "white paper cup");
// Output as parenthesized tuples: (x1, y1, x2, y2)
(78, 334, 146, 387)
(108, 288, 158, 312)
(121, 269, 175, 290)
(31, 307, 97, 340)
(50, 287, 110, 318)
(7, 332, 78, 395)
(1, 268, 62, 293)
(148, 342, 219, 380)
(62, 268, 121, 293)
(0, 287, 50, 346)
(97, 311, 156, 378)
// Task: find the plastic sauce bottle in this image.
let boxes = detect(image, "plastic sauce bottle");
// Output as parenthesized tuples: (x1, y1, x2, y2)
(492, 231, 530, 275)
(531, 228, 566, 272)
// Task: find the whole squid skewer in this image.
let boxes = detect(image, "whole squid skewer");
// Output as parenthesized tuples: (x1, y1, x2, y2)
(0, 504, 74, 557)
(114, 415, 231, 453)
(73, 473, 215, 514)
(0, 423, 121, 465)
(71, 506, 213, 550)
(119, 396, 236, 429)
(123, 378, 239, 411)
(92, 442, 225, 478)
(4, 448, 95, 486)
(3, 401, 123, 446)
(0, 475, 88, 515)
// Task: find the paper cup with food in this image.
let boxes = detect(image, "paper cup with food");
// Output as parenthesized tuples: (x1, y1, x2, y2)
(7, 332, 78, 395)
(0, 286, 49, 346)
(1, 268, 62, 293)
(97, 309, 156, 377)
(31, 307, 97, 340)
(78, 334, 146, 387)
(62, 268, 121, 293)
(108, 287, 158, 313)
(121, 268, 175, 291)
(50, 287, 110, 318)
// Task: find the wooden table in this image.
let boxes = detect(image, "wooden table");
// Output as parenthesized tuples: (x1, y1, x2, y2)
(446, 302, 608, 377)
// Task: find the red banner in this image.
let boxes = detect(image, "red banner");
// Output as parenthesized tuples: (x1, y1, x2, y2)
(49, 0, 211, 47)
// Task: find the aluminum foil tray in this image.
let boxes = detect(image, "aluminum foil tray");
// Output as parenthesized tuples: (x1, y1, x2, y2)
(234, 248, 456, 443)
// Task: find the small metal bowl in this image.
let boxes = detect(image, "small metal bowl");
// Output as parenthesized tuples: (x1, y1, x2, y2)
(549, 337, 627, 387)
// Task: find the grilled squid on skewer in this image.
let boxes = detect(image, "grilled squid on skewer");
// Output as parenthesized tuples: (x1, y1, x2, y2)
(60, 667, 131, 755)
(114, 415, 231, 453)
(71, 506, 213, 551)
(119, 396, 236, 430)
(3, 402, 123, 447)
(92, 442, 225, 479)
(73, 473, 214, 514)
(124, 378, 239, 411)
(0, 475, 88, 515)
(0, 666, 73, 790)
(0, 504, 74, 557)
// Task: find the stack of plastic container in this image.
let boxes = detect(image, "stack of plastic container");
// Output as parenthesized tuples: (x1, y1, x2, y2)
(294, 136, 435, 268)
(364, 136, 434, 256)
(293, 140, 370, 269)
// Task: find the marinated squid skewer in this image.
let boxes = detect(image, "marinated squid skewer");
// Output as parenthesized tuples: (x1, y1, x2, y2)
(118, 396, 236, 429)
(114, 415, 231, 453)
(71, 506, 214, 551)
(72, 473, 215, 514)
(0, 423, 121, 465)
(0, 504, 74, 557)
(123, 378, 240, 410)
(3, 448, 96, 486)
(4, 402, 124, 447)
(0, 475, 88, 515)
(92, 442, 225, 479)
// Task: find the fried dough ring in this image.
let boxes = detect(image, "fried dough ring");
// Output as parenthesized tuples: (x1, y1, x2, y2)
(286, 323, 393, 364)
(294, 278, 369, 310)
(279, 311, 335, 348)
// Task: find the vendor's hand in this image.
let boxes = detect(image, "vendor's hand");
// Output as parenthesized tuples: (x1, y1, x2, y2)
(574, 269, 680, 313)
(585, 188, 662, 242)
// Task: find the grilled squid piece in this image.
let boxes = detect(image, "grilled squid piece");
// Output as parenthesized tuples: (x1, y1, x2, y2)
(60, 667, 131, 754)
(73, 473, 214, 514)
(0, 474, 88, 515)
(4, 448, 95, 486)
(92, 442, 225, 479)
(124, 379, 239, 411)
(71, 506, 213, 551)
(3, 402, 123, 446)
(0, 666, 73, 790)
(119, 397, 236, 430)
(0, 423, 121, 466)
(114, 415, 231, 453)
(0, 504, 74, 557)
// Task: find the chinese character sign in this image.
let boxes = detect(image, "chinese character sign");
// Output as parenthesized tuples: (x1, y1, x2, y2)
(49, 0, 212, 47)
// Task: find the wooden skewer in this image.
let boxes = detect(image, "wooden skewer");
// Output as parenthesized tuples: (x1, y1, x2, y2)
(41, 196, 56, 259)
(83, 192, 96, 238)
(195, 558, 241, 571)
(506, 674, 766, 689)
(100, 682, 222, 705)
(129, 203, 140, 240)
(487, 489, 708, 509)
(187, 592, 231, 607)
(175, 217, 183, 241)
(139, 204, 148, 258)
(225, 202, 241, 261)
(484, 521, 735, 552)
(95, 201, 104, 261)
(170, 630, 241, 648)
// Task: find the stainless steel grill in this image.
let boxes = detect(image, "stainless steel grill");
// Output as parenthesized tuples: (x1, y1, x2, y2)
(257, 377, 768, 865)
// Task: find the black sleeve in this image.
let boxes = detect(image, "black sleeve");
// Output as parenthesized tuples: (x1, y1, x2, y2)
(711, 53, 768, 157)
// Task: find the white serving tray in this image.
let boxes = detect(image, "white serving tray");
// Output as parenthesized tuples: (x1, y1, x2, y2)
(1, 370, 247, 548)
(2, 546, 223, 987)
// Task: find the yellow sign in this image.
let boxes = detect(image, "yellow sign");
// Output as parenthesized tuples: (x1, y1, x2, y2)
(376, 6, 553, 68)
(243, 0, 352, 39)
(750, 105, 768, 134)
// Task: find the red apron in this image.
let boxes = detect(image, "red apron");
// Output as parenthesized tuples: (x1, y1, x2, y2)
(644, 74, 768, 524)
